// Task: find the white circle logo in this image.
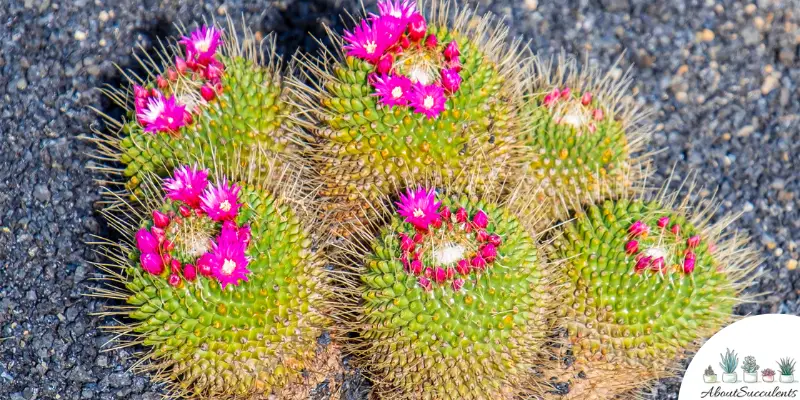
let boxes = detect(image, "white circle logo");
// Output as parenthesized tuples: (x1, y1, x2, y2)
(680, 314, 800, 399)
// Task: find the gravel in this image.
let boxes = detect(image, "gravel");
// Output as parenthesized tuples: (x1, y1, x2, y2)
(0, 0, 797, 399)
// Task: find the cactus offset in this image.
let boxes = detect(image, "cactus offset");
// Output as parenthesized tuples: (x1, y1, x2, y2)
(91, 163, 329, 398)
(90, 20, 304, 198)
(332, 184, 552, 399)
(540, 184, 758, 399)
(291, 0, 529, 231)
(519, 55, 652, 225)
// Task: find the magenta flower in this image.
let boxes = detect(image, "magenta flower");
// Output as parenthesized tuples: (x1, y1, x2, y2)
(657, 216, 670, 229)
(343, 16, 403, 64)
(418, 276, 432, 291)
(687, 235, 701, 248)
(634, 256, 651, 271)
(136, 92, 188, 133)
(628, 220, 649, 237)
(443, 40, 460, 60)
(396, 186, 442, 230)
(375, 0, 417, 22)
(409, 83, 446, 119)
(136, 228, 159, 254)
(183, 264, 197, 281)
(650, 257, 665, 272)
(472, 210, 489, 229)
(410, 258, 423, 275)
(480, 244, 497, 263)
(488, 233, 502, 247)
(433, 267, 447, 284)
(152, 210, 170, 228)
(140, 253, 164, 275)
(625, 240, 639, 255)
(376, 54, 394, 75)
(408, 13, 427, 41)
(455, 207, 468, 223)
(671, 224, 681, 235)
(456, 259, 470, 275)
(373, 74, 412, 108)
(424, 34, 438, 49)
(196, 252, 215, 277)
(164, 164, 209, 208)
(180, 26, 222, 65)
(581, 92, 593, 106)
(168, 274, 181, 287)
(209, 234, 250, 289)
(440, 68, 462, 93)
(683, 252, 697, 274)
(399, 233, 415, 252)
(200, 179, 241, 221)
(471, 255, 487, 271)
(452, 278, 464, 291)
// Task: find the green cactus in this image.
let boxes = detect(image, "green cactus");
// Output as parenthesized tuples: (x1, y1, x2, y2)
(334, 185, 551, 399)
(519, 55, 652, 225)
(291, 0, 530, 232)
(92, 163, 329, 398)
(540, 188, 757, 399)
(90, 20, 304, 199)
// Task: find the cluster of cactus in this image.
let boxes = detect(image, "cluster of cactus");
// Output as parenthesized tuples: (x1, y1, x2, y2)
(87, 1, 760, 399)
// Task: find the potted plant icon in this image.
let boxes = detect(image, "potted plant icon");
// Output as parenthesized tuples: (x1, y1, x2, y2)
(720, 348, 739, 383)
(743, 356, 759, 383)
(778, 358, 796, 383)
(763, 368, 776, 383)
(704, 366, 718, 383)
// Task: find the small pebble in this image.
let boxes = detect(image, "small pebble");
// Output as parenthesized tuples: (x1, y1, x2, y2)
(788, 259, 798, 271)
(699, 29, 715, 42)
(74, 30, 87, 41)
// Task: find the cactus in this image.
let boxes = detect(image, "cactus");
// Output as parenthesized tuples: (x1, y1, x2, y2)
(778, 358, 796, 376)
(332, 184, 552, 399)
(540, 186, 757, 399)
(91, 162, 329, 398)
(705, 366, 716, 377)
(518, 55, 652, 225)
(89, 20, 305, 198)
(720, 349, 739, 374)
(291, 0, 530, 232)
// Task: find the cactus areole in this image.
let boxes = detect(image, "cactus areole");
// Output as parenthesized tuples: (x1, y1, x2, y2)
(356, 186, 549, 399)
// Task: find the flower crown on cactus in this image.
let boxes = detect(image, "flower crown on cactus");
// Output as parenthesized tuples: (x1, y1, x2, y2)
(395, 187, 504, 291)
(344, 0, 463, 119)
(135, 164, 251, 289)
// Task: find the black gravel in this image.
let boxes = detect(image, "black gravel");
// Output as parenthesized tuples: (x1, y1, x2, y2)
(0, 0, 797, 399)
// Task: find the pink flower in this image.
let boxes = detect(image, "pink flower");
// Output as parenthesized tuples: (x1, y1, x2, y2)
(472, 210, 489, 229)
(343, 16, 404, 64)
(488, 233, 502, 247)
(376, 54, 394, 75)
(395, 186, 442, 230)
(136, 228, 159, 254)
(628, 220, 649, 237)
(168, 274, 181, 287)
(418, 276, 432, 291)
(687, 235, 701, 248)
(373, 74, 412, 108)
(650, 257, 665, 272)
(479, 244, 497, 262)
(683, 252, 696, 274)
(581, 92, 593, 106)
(407, 13, 427, 41)
(175, 56, 188, 75)
(140, 253, 164, 275)
(409, 83, 446, 119)
(151, 226, 166, 244)
(560, 87, 571, 100)
(447, 57, 462, 73)
(424, 34, 438, 49)
(440, 206, 451, 221)
(625, 240, 639, 255)
(152, 210, 170, 228)
(164, 164, 209, 208)
(399, 233, 415, 252)
(375, 0, 417, 22)
(476, 230, 489, 242)
(136, 93, 188, 133)
(170, 259, 182, 274)
(200, 85, 216, 101)
(452, 278, 464, 291)
(471, 255, 487, 271)
(456, 259, 470, 275)
(657, 216, 670, 229)
(179, 205, 192, 217)
(440, 68, 462, 93)
(410, 258, 423, 275)
(209, 234, 250, 289)
(593, 108, 604, 121)
(671, 224, 681, 235)
(634, 256, 651, 271)
(443, 40, 460, 60)
(200, 179, 241, 221)
(133, 85, 149, 110)
(183, 264, 197, 281)
(455, 207, 468, 223)
(196, 253, 215, 276)
(433, 267, 447, 284)
(180, 26, 222, 65)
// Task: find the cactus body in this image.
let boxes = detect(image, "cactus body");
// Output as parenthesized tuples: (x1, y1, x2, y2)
(292, 1, 529, 231)
(520, 56, 651, 225)
(542, 192, 757, 399)
(96, 165, 328, 398)
(340, 187, 550, 399)
(92, 22, 302, 198)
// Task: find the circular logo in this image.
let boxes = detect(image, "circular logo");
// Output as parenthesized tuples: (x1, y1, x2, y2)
(680, 314, 800, 399)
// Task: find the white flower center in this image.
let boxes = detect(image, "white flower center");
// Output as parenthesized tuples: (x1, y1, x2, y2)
(413, 208, 425, 218)
(423, 95, 434, 109)
(644, 247, 667, 260)
(222, 259, 236, 275)
(167, 117, 174, 124)
(408, 66, 430, 84)
(433, 243, 465, 265)
(391, 86, 403, 99)
(141, 97, 166, 123)
(365, 41, 377, 54)
(220, 200, 231, 212)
